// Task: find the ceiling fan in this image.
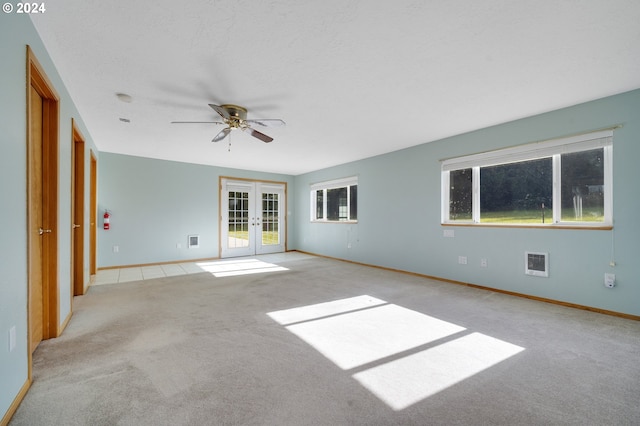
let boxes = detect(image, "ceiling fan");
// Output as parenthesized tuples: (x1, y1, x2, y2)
(172, 104, 285, 143)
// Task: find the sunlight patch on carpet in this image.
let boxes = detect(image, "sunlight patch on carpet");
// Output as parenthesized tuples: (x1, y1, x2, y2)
(268, 296, 524, 410)
(353, 332, 524, 410)
(280, 303, 465, 370)
(268, 295, 387, 325)
(197, 258, 288, 277)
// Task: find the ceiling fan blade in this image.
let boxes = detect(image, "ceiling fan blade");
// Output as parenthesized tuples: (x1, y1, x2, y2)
(212, 128, 231, 142)
(209, 104, 230, 120)
(171, 121, 225, 125)
(247, 128, 274, 143)
(245, 119, 286, 128)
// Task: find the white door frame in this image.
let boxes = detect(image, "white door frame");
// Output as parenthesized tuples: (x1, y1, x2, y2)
(220, 178, 286, 258)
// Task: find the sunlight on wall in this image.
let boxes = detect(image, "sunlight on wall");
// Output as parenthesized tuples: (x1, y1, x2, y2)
(197, 258, 288, 277)
(268, 296, 524, 410)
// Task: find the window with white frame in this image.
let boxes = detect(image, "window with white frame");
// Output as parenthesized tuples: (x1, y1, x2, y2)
(441, 130, 613, 226)
(311, 176, 358, 222)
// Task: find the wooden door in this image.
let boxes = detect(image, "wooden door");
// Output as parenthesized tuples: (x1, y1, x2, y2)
(28, 85, 44, 351)
(90, 152, 97, 276)
(27, 46, 60, 355)
(72, 122, 85, 295)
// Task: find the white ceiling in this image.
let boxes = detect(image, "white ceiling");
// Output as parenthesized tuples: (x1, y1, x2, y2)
(30, 0, 640, 175)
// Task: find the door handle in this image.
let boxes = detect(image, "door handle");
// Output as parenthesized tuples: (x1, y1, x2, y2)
(39, 227, 52, 235)
(73, 224, 81, 229)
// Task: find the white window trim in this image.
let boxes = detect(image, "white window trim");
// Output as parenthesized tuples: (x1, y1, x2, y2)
(441, 130, 613, 227)
(310, 176, 358, 223)
(441, 130, 613, 171)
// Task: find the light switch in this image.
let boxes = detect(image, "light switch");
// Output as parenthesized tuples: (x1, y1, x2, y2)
(9, 326, 16, 352)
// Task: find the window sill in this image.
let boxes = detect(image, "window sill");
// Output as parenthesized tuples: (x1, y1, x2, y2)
(441, 222, 612, 230)
(311, 220, 358, 224)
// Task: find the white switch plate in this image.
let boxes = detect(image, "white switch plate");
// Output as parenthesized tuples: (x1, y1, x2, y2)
(443, 229, 455, 238)
(458, 256, 467, 265)
(9, 326, 16, 352)
(480, 258, 488, 268)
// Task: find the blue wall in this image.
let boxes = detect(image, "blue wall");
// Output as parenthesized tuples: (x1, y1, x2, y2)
(0, 13, 98, 421)
(98, 153, 295, 267)
(293, 90, 640, 317)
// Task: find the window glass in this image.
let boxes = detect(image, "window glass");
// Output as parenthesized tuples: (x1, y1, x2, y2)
(449, 168, 472, 221)
(480, 158, 552, 224)
(316, 190, 324, 220)
(349, 185, 358, 221)
(327, 187, 348, 221)
(560, 148, 604, 222)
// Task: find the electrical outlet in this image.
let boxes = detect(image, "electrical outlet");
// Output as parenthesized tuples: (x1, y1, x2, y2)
(480, 258, 488, 268)
(458, 256, 467, 265)
(176, 243, 182, 249)
(443, 229, 455, 238)
(112, 245, 119, 253)
(604, 273, 615, 288)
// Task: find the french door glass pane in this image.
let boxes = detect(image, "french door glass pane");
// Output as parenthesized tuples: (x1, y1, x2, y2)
(262, 192, 279, 245)
(228, 191, 249, 248)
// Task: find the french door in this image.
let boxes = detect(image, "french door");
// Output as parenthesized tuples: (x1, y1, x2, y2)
(221, 179, 286, 258)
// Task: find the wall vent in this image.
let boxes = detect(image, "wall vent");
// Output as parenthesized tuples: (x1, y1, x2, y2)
(525, 251, 548, 277)
(188, 235, 200, 249)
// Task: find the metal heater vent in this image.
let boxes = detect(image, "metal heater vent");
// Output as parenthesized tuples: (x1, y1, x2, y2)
(525, 252, 548, 277)
(188, 235, 200, 249)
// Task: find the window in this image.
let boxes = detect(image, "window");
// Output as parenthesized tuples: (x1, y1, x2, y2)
(441, 130, 613, 226)
(311, 176, 358, 222)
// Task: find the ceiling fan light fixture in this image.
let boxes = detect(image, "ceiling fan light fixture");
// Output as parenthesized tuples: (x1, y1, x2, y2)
(174, 103, 284, 144)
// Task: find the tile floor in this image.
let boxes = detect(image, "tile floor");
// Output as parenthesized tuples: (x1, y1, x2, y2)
(91, 252, 314, 286)
(92, 262, 208, 285)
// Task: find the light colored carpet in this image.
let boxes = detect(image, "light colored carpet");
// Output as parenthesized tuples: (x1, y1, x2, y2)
(10, 253, 640, 425)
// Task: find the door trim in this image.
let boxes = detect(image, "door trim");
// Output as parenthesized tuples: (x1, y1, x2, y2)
(218, 176, 288, 257)
(26, 45, 60, 360)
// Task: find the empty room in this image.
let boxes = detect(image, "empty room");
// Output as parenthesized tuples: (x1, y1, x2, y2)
(1, 1, 639, 425)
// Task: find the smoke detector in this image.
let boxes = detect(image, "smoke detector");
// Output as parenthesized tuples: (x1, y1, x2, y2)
(116, 93, 133, 103)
